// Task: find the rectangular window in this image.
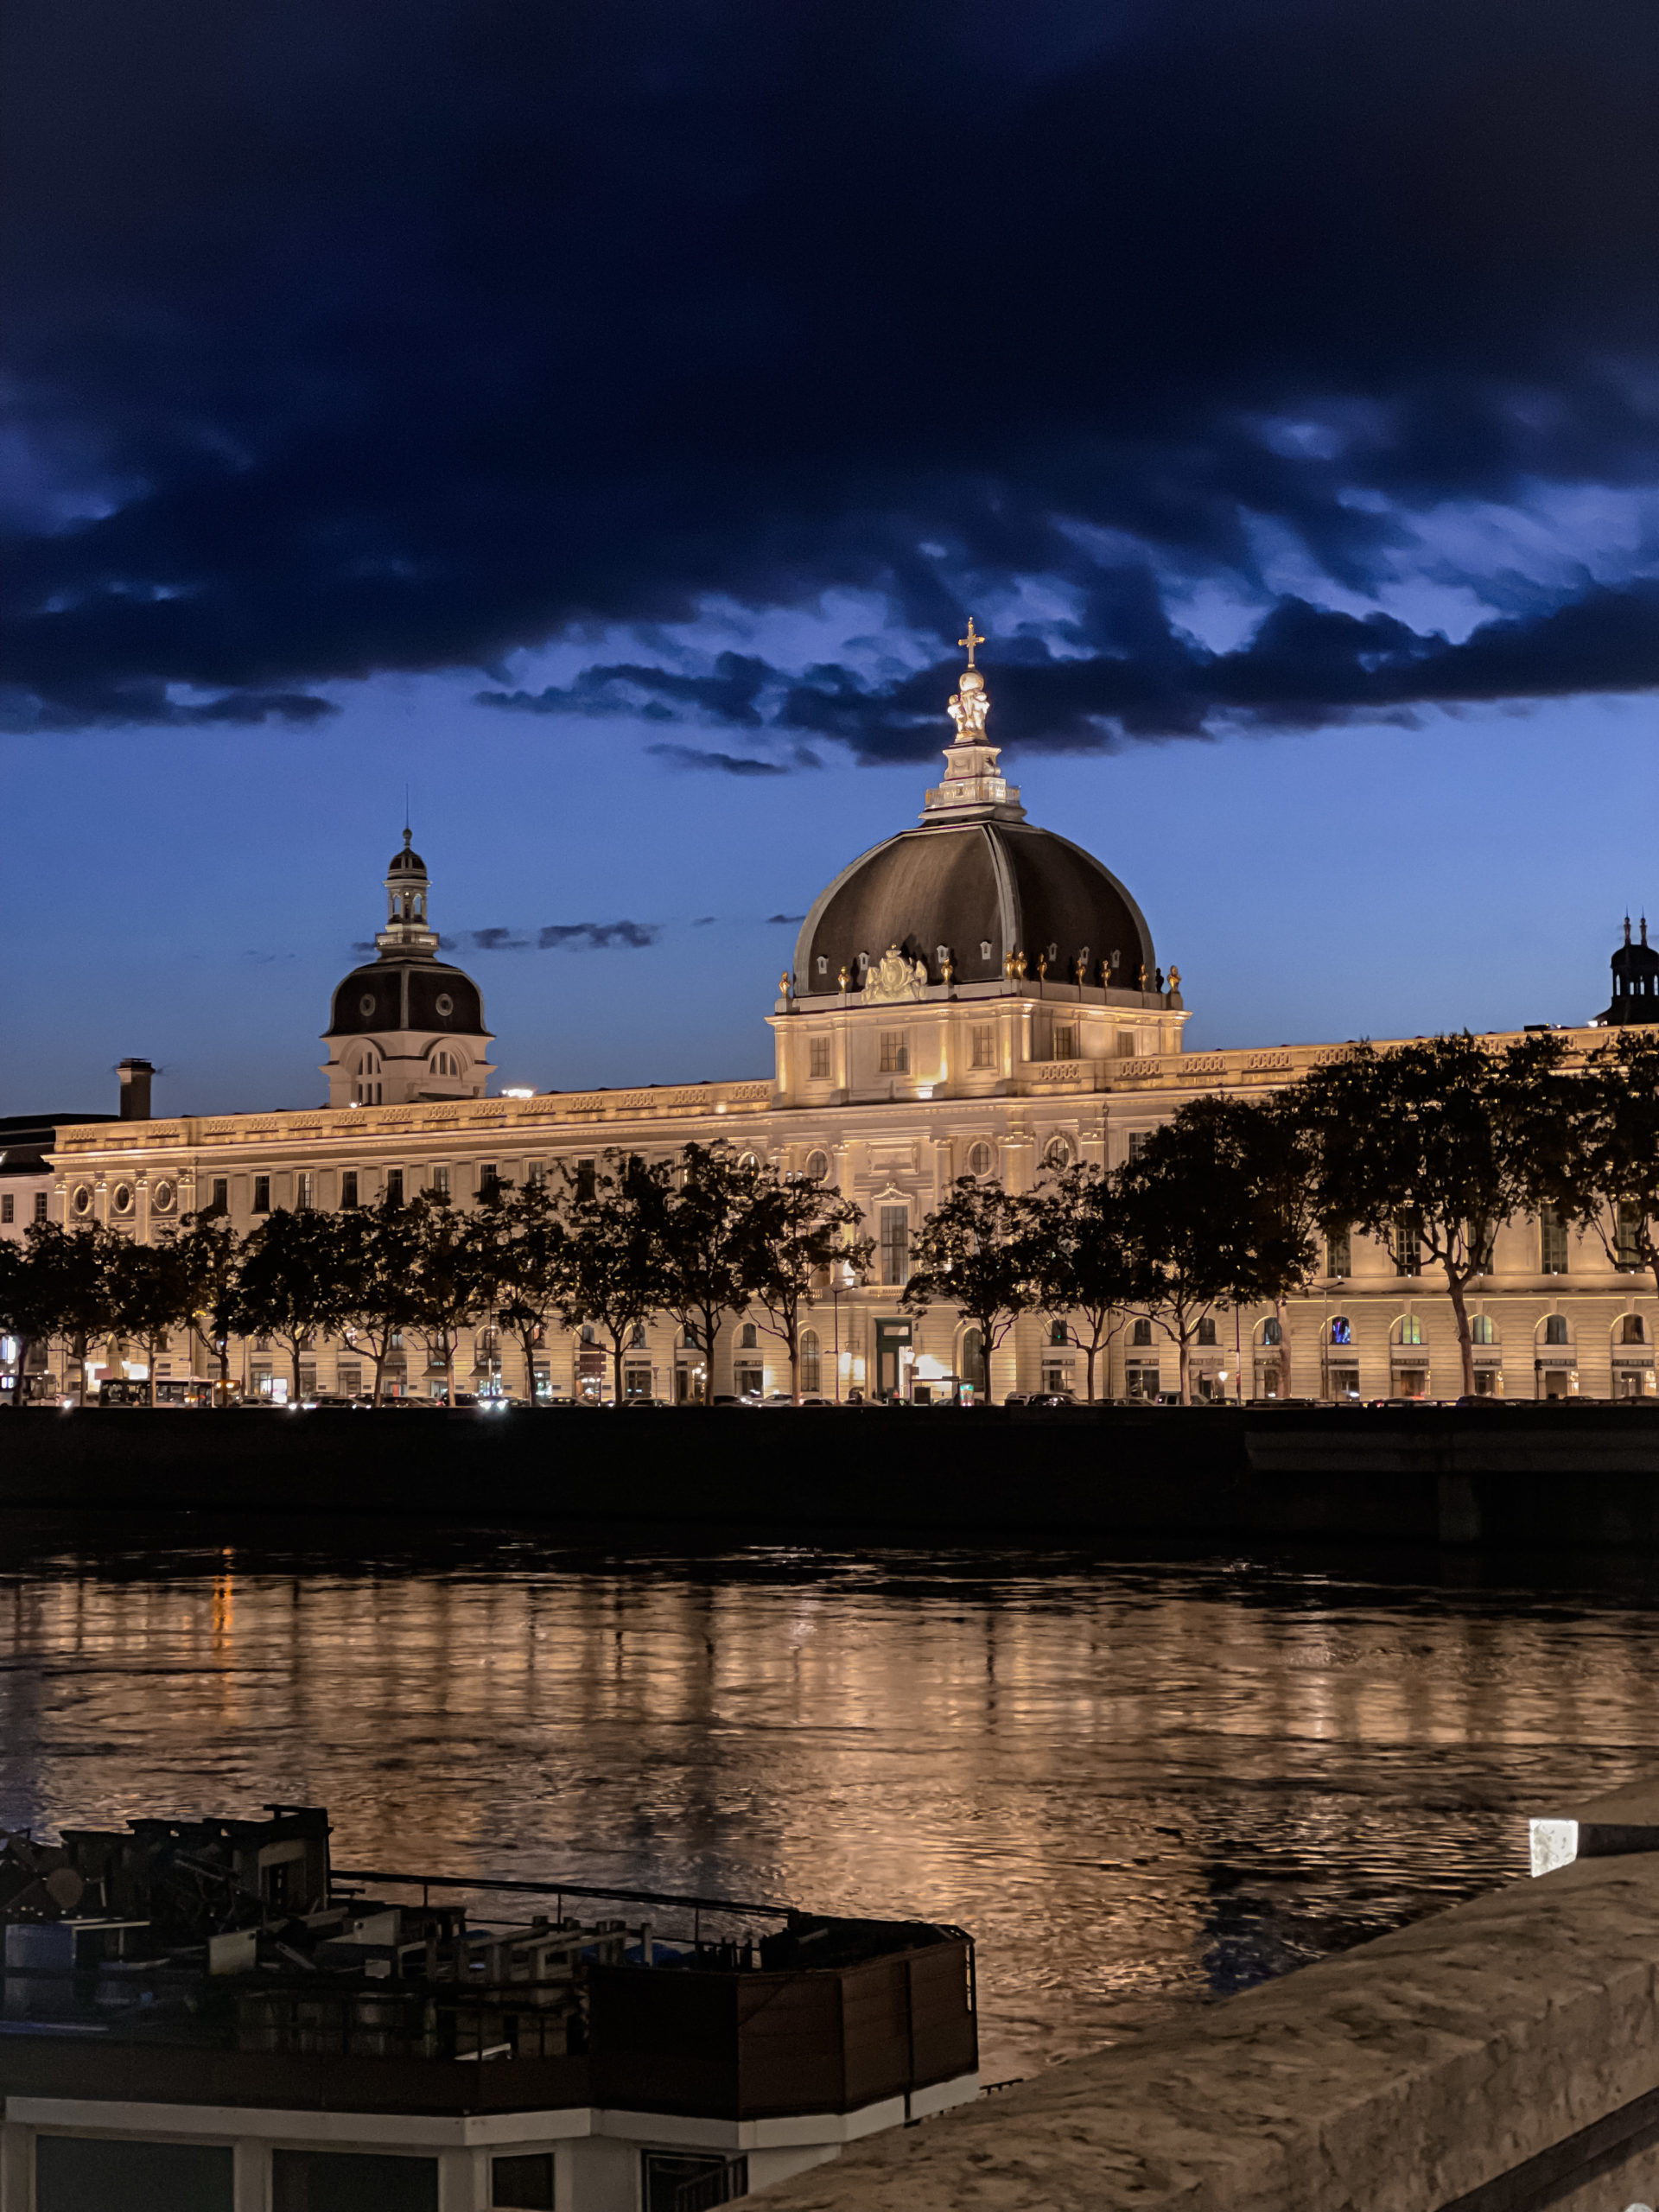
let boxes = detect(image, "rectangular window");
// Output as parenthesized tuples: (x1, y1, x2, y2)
(480, 1162, 499, 1198)
(1540, 1204, 1569, 1274)
(385, 1167, 404, 1206)
(970, 1023, 995, 1069)
(340, 1170, 359, 1209)
(641, 2152, 741, 2212)
(1, 1196, 11, 1224)
(36, 2137, 235, 2212)
(1127, 1133, 1147, 1163)
(296, 1171, 314, 1210)
(33, 1192, 48, 1222)
(211, 1177, 229, 1214)
(809, 1037, 832, 1080)
(1392, 1212, 1421, 1277)
(252, 1174, 271, 1214)
(527, 1160, 546, 1188)
(336, 1364, 362, 1398)
(1617, 1200, 1643, 1270)
(575, 1158, 596, 1202)
(880, 1204, 910, 1286)
(493, 2152, 556, 2210)
(1052, 1025, 1077, 1062)
(1326, 1226, 1351, 1277)
(878, 1031, 909, 1074)
(431, 1165, 451, 1199)
(273, 2148, 438, 2212)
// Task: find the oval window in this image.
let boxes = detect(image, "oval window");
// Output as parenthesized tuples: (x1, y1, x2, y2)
(152, 1180, 175, 1213)
(435, 992, 454, 1018)
(967, 1141, 995, 1179)
(359, 993, 376, 1017)
(804, 1149, 830, 1184)
(1045, 1136, 1071, 1169)
(111, 1183, 134, 1216)
(73, 1185, 92, 1218)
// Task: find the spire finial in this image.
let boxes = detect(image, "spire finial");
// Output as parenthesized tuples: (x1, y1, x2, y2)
(958, 616, 983, 670)
(1625, 914, 1632, 946)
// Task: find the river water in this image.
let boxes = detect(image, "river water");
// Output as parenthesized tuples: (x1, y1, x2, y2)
(2, 1524, 1656, 2082)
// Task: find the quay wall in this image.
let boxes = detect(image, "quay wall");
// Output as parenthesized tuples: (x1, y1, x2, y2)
(4, 1406, 1659, 1545)
(763, 1776, 1659, 2212)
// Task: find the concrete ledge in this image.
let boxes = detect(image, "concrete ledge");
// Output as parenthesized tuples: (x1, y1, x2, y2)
(760, 1792, 1659, 2212)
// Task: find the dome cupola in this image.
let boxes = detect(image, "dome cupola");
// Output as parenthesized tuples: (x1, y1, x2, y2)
(1595, 914, 1659, 1027)
(321, 833, 495, 1108)
(791, 624, 1158, 1000)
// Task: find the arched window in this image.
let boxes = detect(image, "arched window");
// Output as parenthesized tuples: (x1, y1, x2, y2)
(1471, 1314, 1497, 1345)
(967, 1141, 996, 1179)
(1619, 1313, 1647, 1344)
(740, 1322, 758, 1349)
(1049, 1319, 1068, 1347)
(1131, 1318, 1153, 1346)
(1044, 1135, 1071, 1170)
(1544, 1314, 1570, 1345)
(679, 1325, 702, 1352)
(804, 1149, 830, 1184)
(1329, 1315, 1352, 1346)
(1261, 1317, 1281, 1346)
(800, 1328, 822, 1395)
(959, 1327, 987, 1389)
(737, 1152, 759, 1173)
(1396, 1315, 1424, 1346)
(629, 1321, 647, 1350)
(1197, 1316, 1217, 1345)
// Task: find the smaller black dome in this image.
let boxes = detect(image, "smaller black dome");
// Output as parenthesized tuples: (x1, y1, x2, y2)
(389, 846, 426, 874)
(1598, 918, 1659, 1027)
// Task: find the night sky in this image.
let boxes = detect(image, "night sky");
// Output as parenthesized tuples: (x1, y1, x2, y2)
(6, 1, 1659, 1115)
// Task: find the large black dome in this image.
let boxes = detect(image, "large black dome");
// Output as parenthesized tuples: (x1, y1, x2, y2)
(324, 959, 486, 1039)
(792, 819, 1155, 996)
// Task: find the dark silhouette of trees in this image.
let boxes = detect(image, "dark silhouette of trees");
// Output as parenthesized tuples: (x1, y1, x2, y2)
(901, 1177, 1034, 1405)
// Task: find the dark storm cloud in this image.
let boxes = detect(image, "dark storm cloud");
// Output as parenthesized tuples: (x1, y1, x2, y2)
(8, 0, 1659, 733)
(536, 922, 660, 950)
(645, 743, 790, 778)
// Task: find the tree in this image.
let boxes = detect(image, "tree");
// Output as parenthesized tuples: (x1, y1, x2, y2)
(106, 1236, 200, 1407)
(658, 1142, 770, 1406)
(1025, 1163, 1146, 1402)
(1300, 1033, 1571, 1398)
(480, 1175, 570, 1405)
(8, 1222, 119, 1408)
(1116, 1096, 1315, 1403)
(743, 1171, 872, 1402)
(238, 1206, 357, 1402)
(901, 1178, 1035, 1405)
(1234, 1089, 1325, 1401)
(332, 1194, 424, 1403)
(0, 1232, 86, 1408)
(173, 1211, 245, 1405)
(555, 1152, 671, 1402)
(400, 1188, 503, 1405)
(1535, 1032, 1659, 1306)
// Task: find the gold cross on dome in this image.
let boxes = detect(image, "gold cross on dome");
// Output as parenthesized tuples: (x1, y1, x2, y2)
(959, 616, 984, 668)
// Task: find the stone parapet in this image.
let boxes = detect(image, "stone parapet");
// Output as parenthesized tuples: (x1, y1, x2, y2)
(762, 1777, 1659, 2212)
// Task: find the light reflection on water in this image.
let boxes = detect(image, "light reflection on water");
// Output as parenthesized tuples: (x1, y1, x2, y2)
(3, 1525, 1659, 2081)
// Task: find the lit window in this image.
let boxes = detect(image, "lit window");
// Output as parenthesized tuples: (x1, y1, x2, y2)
(1397, 1315, 1424, 1346)
(1052, 1026, 1077, 1061)
(878, 1031, 909, 1074)
(1329, 1315, 1352, 1346)
(432, 1166, 451, 1199)
(1540, 1205, 1569, 1274)
(970, 1024, 995, 1070)
(879, 1205, 910, 1287)
(1471, 1313, 1497, 1345)
(809, 1038, 832, 1080)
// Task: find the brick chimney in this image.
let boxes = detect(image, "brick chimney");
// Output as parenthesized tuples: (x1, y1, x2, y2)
(118, 1058, 155, 1121)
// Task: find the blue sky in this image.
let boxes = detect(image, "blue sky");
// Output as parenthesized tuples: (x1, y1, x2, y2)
(3, 671, 1649, 1117)
(7, 0, 1659, 1116)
